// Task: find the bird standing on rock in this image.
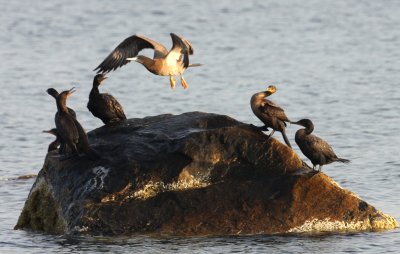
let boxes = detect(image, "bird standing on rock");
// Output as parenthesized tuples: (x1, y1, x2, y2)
(250, 85, 292, 148)
(293, 119, 350, 171)
(51, 88, 100, 160)
(87, 74, 127, 124)
(54, 88, 80, 157)
(94, 33, 201, 89)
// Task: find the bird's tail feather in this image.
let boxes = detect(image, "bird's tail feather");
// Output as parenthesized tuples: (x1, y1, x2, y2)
(281, 131, 292, 148)
(188, 63, 202, 67)
(336, 158, 350, 163)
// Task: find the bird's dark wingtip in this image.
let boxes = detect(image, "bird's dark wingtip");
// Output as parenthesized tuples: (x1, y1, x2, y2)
(337, 158, 351, 163)
(93, 66, 102, 73)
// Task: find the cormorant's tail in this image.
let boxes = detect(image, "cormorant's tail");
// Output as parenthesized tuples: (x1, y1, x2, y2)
(336, 158, 350, 163)
(281, 131, 292, 148)
(188, 63, 202, 67)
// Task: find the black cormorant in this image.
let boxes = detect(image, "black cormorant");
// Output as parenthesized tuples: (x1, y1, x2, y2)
(53, 88, 100, 160)
(293, 119, 350, 171)
(94, 33, 201, 89)
(250, 85, 292, 148)
(87, 74, 127, 124)
(55, 88, 79, 156)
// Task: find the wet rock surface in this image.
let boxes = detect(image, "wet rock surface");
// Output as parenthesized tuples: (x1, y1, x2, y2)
(15, 112, 398, 236)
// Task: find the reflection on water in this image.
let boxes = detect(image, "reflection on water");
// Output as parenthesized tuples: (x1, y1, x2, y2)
(1, 0, 400, 253)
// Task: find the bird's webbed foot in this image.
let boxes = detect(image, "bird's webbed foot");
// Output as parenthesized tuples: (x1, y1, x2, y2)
(180, 74, 188, 89)
(170, 75, 176, 90)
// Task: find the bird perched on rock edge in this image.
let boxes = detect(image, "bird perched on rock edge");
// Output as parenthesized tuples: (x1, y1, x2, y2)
(87, 74, 127, 124)
(250, 85, 292, 148)
(293, 118, 350, 171)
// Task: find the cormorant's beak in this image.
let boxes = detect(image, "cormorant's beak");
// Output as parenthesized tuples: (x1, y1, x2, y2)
(101, 76, 108, 82)
(42, 130, 56, 135)
(67, 87, 76, 97)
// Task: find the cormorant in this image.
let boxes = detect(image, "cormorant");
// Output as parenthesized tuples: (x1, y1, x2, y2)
(87, 74, 127, 124)
(94, 33, 201, 89)
(250, 85, 292, 148)
(47, 88, 76, 118)
(42, 128, 61, 152)
(293, 119, 350, 171)
(54, 88, 100, 160)
(54, 88, 79, 157)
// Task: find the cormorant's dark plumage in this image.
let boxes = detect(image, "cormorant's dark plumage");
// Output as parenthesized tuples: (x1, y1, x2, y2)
(293, 119, 350, 171)
(87, 74, 127, 124)
(250, 85, 292, 148)
(54, 88, 79, 156)
(53, 88, 100, 160)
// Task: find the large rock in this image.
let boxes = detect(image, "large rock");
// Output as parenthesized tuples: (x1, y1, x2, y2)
(15, 112, 398, 235)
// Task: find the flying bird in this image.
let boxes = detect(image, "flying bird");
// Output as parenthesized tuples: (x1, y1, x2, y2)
(94, 33, 201, 89)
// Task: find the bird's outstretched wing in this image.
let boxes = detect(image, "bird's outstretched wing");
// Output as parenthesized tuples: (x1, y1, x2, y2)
(170, 33, 194, 54)
(259, 99, 290, 122)
(169, 33, 194, 68)
(94, 35, 169, 73)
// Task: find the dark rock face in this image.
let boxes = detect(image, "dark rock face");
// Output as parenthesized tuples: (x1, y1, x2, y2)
(15, 112, 397, 235)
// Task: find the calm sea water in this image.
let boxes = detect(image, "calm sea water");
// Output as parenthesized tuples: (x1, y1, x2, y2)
(1, 0, 399, 253)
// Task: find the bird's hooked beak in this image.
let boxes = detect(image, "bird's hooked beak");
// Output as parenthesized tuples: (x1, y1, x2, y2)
(42, 129, 56, 135)
(99, 75, 108, 83)
(67, 87, 76, 97)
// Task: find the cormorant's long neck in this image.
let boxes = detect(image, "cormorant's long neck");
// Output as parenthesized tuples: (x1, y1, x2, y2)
(305, 124, 314, 135)
(91, 83, 100, 95)
(137, 55, 156, 73)
(253, 91, 268, 103)
(250, 91, 269, 114)
(56, 96, 69, 113)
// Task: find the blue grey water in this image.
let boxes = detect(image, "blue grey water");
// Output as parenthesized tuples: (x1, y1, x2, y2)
(0, 0, 399, 253)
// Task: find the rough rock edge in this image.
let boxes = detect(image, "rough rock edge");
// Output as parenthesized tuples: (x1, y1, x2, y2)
(288, 177, 398, 233)
(15, 176, 67, 234)
(287, 212, 398, 233)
